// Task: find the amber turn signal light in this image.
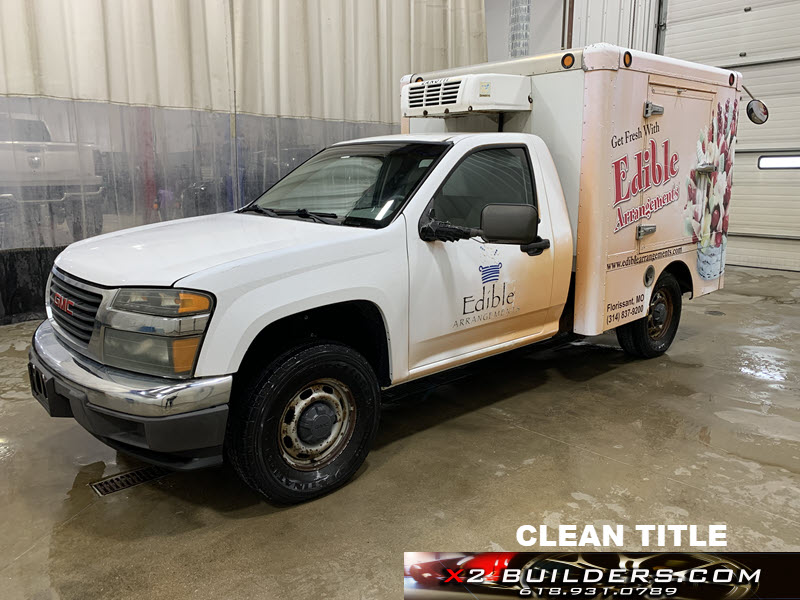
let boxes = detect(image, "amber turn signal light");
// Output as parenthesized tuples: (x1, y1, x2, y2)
(172, 337, 202, 374)
(623, 51, 633, 68)
(178, 292, 211, 314)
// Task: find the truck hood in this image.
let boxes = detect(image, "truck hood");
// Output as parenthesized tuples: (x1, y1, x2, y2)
(55, 212, 376, 287)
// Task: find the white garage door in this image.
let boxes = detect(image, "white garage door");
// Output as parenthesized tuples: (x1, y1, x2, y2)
(664, 0, 800, 270)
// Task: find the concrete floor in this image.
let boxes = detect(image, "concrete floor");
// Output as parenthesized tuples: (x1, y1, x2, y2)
(1, 266, 798, 600)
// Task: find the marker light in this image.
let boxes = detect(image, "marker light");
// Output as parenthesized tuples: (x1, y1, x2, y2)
(172, 337, 203, 374)
(178, 291, 212, 314)
(561, 53, 575, 69)
(623, 51, 633, 67)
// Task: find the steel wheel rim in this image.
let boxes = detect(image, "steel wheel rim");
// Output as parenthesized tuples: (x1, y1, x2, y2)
(278, 378, 356, 471)
(647, 289, 673, 340)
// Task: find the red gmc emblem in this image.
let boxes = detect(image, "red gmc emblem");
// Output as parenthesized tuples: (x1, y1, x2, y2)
(53, 292, 75, 316)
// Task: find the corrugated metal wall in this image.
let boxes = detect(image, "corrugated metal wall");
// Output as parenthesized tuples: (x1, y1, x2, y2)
(664, 0, 800, 270)
(571, 0, 660, 52)
(484, 0, 659, 65)
(0, 0, 486, 251)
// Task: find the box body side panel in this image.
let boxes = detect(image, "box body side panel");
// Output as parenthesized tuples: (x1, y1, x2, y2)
(528, 70, 585, 254)
(574, 65, 739, 336)
(403, 47, 740, 338)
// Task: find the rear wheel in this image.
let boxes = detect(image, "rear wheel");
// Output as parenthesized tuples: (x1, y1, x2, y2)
(226, 342, 380, 504)
(616, 271, 682, 358)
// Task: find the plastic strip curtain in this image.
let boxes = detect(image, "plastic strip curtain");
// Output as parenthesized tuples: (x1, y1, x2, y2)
(0, 0, 486, 249)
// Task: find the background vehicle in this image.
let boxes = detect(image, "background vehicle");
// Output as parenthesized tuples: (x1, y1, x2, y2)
(28, 45, 768, 503)
(0, 114, 104, 248)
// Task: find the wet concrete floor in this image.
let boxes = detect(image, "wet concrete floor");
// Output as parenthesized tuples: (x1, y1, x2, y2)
(1, 266, 798, 599)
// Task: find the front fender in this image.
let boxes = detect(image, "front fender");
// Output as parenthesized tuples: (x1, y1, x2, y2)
(177, 218, 409, 379)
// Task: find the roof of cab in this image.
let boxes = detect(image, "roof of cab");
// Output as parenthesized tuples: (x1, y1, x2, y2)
(332, 133, 483, 145)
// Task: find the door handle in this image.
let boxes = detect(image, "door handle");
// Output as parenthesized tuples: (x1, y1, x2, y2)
(643, 101, 664, 118)
(520, 237, 550, 256)
(637, 225, 657, 239)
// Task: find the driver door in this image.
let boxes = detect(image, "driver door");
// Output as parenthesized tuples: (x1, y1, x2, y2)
(406, 143, 555, 372)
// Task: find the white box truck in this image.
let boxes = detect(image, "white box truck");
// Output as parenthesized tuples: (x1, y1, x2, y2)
(28, 44, 768, 503)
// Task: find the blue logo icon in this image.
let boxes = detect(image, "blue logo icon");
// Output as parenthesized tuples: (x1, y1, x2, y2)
(479, 262, 502, 284)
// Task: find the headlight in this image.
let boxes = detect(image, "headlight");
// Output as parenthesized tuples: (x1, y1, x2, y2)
(112, 289, 212, 316)
(103, 329, 203, 378)
(103, 288, 213, 378)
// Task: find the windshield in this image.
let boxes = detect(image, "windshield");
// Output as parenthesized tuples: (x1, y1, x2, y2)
(250, 142, 449, 226)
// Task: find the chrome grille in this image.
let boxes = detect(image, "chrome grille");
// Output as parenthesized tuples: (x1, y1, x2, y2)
(49, 271, 102, 344)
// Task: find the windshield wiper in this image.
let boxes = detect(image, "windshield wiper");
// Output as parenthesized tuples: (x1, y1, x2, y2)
(288, 208, 338, 223)
(238, 204, 277, 217)
(239, 205, 337, 224)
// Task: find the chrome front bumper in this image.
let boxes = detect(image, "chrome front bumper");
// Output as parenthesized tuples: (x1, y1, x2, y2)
(32, 320, 231, 417)
(28, 321, 232, 469)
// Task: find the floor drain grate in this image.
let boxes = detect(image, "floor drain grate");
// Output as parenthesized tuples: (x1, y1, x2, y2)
(90, 465, 171, 496)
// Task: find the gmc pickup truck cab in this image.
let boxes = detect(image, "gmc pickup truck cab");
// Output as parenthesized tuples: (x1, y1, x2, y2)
(0, 113, 104, 248)
(28, 45, 768, 503)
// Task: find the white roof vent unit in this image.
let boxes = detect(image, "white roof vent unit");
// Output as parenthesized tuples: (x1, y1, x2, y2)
(402, 74, 531, 117)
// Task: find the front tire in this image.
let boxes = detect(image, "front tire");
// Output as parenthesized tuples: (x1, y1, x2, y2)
(616, 271, 682, 358)
(226, 342, 381, 504)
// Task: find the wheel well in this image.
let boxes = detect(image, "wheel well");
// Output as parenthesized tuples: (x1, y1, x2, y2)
(662, 260, 693, 297)
(234, 300, 391, 390)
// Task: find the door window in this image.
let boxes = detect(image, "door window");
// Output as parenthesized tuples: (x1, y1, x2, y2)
(432, 146, 534, 228)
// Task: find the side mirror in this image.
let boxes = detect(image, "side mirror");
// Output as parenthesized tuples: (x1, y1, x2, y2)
(480, 204, 539, 245)
(746, 99, 769, 125)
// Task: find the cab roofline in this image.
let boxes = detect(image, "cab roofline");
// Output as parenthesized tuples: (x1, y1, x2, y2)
(333, 133, 501, 145)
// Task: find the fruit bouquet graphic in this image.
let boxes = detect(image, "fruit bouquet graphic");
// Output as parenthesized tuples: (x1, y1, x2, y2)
(684, 98, 738, 280)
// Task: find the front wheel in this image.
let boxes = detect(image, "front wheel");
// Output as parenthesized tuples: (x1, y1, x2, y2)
(226, 342, 381, 504)
(616, 271, 682, 358)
